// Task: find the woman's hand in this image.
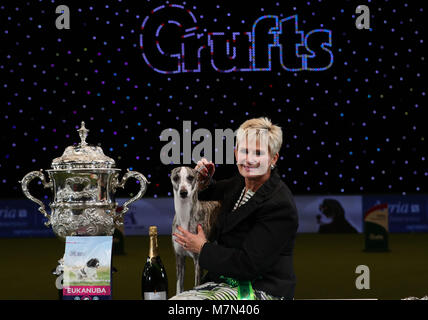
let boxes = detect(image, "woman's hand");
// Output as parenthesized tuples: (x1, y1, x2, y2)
(195, 158, 215, 190)
(195, 158, 215, 180)
(173, 225, 208, 254)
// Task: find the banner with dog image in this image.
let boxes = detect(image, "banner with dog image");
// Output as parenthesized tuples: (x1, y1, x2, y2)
(364, 203, 389, 252)
(63, 236, 113, 300)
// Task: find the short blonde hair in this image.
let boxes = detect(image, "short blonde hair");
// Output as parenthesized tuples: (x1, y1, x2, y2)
(236, 117, 283, 157)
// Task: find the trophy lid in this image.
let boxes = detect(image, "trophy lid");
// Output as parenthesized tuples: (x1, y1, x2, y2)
(51, 121, 116, 170)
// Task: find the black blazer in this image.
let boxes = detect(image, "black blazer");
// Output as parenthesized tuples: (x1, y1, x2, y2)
(198, 167, 299, 299)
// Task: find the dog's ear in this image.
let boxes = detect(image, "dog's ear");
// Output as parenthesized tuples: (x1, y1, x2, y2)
(194, 169, 209, 191)
(87, 258, 98, 267)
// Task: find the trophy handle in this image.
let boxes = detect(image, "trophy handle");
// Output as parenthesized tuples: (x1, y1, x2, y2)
(113, 169, 149, 224)
(20, 170, 53, 227)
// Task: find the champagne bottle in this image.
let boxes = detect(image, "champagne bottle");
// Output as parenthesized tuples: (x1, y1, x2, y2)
(141, 226, 168, 300)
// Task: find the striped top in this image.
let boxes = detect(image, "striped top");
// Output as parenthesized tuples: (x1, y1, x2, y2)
(232, 187, 255, 212)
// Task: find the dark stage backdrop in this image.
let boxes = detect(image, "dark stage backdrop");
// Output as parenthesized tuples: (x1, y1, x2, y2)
(0, 0, 426, 200)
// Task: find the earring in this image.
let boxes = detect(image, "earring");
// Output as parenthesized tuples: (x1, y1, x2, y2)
(270, 164, 275, 170)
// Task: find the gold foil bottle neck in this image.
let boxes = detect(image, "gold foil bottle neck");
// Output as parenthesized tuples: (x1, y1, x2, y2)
(149, 225, 158, 236)
(148, 226, 159, 258)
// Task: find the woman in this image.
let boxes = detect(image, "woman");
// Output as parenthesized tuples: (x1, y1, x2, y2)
(171, 117, 299, 300)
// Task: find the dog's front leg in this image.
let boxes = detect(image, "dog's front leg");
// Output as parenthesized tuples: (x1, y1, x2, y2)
(175, 254, 185, 295)
(194, 257, 201, 287)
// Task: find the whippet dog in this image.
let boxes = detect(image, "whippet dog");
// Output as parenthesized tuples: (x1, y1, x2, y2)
(170, 166, 221, 294)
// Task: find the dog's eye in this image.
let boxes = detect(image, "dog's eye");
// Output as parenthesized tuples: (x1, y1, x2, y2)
(187, 176, 194, 182)
(173, 176, 179, 182)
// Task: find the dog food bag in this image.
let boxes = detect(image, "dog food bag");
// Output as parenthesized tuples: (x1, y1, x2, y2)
(62, 236, 113, 300)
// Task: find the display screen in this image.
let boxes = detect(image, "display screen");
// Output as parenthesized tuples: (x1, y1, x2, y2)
(0, 0, 425, 200)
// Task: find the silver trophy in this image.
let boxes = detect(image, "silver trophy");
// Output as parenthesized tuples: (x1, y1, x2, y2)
(20, 121, 149, 240)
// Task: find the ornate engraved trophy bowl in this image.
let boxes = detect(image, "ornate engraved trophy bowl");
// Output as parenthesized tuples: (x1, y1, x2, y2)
(20, 122, 149, 240)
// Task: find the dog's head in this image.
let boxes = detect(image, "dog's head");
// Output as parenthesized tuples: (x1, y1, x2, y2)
(86, 258, 100, 268)
(170, 166, 199, 200)
(319, 199, 345, 219)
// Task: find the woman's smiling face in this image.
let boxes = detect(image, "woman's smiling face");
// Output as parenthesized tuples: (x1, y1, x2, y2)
(235, 135, 271, 179)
